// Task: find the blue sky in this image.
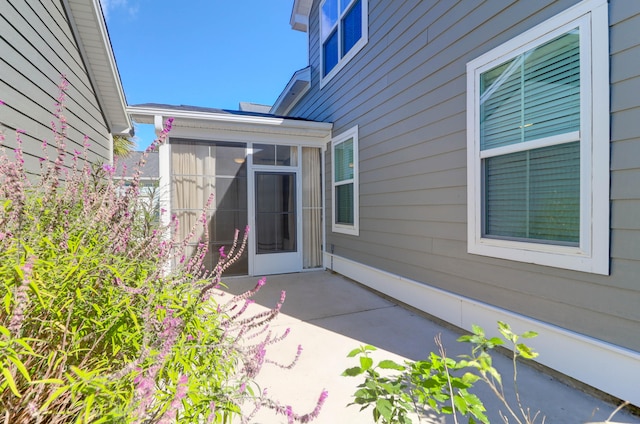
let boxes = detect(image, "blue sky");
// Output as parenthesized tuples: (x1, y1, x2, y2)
(102, 0, 308, 150)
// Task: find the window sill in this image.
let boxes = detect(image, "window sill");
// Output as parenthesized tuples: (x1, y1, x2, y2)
(468, 238, 608, 275)
(332, 225, 359, 236)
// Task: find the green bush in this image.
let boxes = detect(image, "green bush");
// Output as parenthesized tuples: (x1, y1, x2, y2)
(343, 322, 541, 424)
(0, 79, 326, 423)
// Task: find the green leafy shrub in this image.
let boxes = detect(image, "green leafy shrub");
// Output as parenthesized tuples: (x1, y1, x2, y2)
(0, 79, 326, 423)
(343, 322, 542, 424)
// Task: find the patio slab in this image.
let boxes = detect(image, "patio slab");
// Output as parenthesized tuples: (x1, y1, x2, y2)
(221, 270, 639, 424)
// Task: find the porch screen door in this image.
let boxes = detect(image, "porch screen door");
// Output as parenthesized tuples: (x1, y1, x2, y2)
(253, 171, 302, 274)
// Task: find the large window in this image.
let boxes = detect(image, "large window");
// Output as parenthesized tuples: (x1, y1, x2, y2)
(171, 140, 248, 275)
(466, 0, 609, 274)
(320, 0, 368, 86)
(332, 126, 359, 235)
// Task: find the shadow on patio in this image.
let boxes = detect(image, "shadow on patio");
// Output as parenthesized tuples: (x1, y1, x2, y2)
(221, 270, 638, 424)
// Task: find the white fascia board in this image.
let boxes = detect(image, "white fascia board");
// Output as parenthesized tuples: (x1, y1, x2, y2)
(128, 106, 331, 132)
(128, 106, 332, 141)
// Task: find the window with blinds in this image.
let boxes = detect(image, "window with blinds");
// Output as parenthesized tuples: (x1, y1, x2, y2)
(480, 30, 581, 245)
(332, 126, 359, 235)
(334, 138, 354, 225)
(484, 142, 580, 244)
(466, 0, 610, 275)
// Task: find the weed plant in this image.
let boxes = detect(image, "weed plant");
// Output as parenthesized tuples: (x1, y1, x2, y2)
(343, 322, 541, 424)
(344, 323, 633, 423)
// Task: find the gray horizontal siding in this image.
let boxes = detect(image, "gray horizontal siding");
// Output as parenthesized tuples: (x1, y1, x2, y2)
(292, 0, 640, 352)
(601, 0, 639, 320)
(0, 0, 111, 173)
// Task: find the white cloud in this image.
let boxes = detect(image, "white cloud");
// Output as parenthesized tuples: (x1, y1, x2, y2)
(99, 0, 138, 21)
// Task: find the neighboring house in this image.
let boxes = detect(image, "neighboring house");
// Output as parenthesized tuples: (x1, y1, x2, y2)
(114, 151, 160, 217)
(128, 0, 639, 406)
(0, 0, 131, 172)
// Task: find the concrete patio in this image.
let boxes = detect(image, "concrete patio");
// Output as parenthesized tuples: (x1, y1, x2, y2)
(222, 270, 639, 424)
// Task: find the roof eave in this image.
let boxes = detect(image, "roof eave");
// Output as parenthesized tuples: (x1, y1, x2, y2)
(290, 0, 312, 32)
(270, 67, 311, 116)
(63, 0, 132, 134)
(127, 105, 332, 139)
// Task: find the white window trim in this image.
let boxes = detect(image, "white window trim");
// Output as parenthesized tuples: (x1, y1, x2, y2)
(331, 125, 359, 235)
(319, 0, 368, 89)
(466, 0, 610, 275)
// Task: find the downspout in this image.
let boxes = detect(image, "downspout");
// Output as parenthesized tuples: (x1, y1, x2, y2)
(155, 114, 172, 245)
(108, 133, 114, 164)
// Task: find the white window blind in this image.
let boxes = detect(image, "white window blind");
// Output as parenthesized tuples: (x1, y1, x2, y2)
(334, 137, 354, 225)
(480, 30, 581, 244)
(466, 0, 610, 274)
(332, 126, 359, 235)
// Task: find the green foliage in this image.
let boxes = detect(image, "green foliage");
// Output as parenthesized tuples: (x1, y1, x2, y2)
(343, 322, 543, 424)
(0, 165, 245, 422)
(113, 135, 136, 158)
(343, 345, 415, 424)
(0, 80, 327, 423)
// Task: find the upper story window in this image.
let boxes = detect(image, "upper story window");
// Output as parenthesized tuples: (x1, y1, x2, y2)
(466, 0, 609, 274)
(320, 0, 368, 87)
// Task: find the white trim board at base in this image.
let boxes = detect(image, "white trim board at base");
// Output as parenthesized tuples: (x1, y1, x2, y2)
(323, 253, 640, 407)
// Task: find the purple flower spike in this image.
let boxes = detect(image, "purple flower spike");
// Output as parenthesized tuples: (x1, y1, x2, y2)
(102, 163, 115, 174)
(286, 405, 294, 423)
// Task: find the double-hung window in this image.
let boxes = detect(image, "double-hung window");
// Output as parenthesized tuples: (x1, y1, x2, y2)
(332, 126, 359, 235)
(320, 0, 368, 86)
(466, 0, 609, 274)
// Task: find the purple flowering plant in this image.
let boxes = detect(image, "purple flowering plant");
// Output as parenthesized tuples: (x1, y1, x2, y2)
(0, 78, 326, 423)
